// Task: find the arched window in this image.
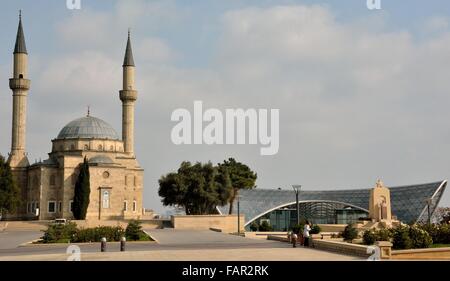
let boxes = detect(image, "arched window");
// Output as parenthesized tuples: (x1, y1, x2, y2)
(19, 74, 24, 79)
(102, 190, 110, 209)
(98, 144, 103, 151)
(70, 144, 75, 150)
(133, 200, 137, 212)
(110, 145, 114, 151)
(84, 144, 89, 151)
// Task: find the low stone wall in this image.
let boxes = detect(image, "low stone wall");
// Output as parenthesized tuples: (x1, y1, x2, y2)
(391, 247, 450, 260)
(312, 239, 371, 258)
(317, 224, 346, 233)
(171, 215, 245, 233)
(267, 235, 289, 243)
(245, 232, 287, 240)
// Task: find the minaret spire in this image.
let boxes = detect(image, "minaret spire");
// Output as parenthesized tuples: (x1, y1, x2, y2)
(8, 11, 31, 168)
(120, 30, 138, 156)
(123, 28, 135, 67)
(14, 10, 27, 54)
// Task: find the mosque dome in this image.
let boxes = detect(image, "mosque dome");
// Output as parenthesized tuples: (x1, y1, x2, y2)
(56, 116, 120, 140)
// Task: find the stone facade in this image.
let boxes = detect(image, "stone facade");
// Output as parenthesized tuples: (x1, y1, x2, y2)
(171, 215, 246, 233)
(4, 15, 144, 221)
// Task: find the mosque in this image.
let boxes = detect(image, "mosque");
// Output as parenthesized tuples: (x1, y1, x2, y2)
(5, 14, 144, 220)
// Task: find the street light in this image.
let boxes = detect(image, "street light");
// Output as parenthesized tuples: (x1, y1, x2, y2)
(292, 185, 301, 226)
(237, 194, 242, 236)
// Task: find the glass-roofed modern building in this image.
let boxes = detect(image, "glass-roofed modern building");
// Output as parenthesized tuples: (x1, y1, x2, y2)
(217, 181, 447, 231)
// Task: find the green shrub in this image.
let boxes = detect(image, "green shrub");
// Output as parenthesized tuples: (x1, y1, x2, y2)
(392, 225, 413, 250)
(342, 223, 358, 242)
(310, 224, 321, 234)
(125, 220, 150, 241)
(249, 222, 258, 232)
(409, 225, 432, 249)
(362, 230, 377, 245)
(74, 226, 125, 242)
(419, 223, 450, 244)
(377, 228, 392, 241)
(291, 224, 304, 235)
(74, 227, 97, 242)
(392, 225, 432, 249)
(258, 221, 273, 232)
(41, 222, 78, 243)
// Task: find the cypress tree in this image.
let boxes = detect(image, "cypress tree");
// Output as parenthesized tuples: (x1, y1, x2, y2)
(0, 154, 20, 218)
(72, 157, 90, 220)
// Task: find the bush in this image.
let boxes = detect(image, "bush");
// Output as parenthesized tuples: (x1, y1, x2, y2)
(291, 224, 304, 235)
(377, 228, 392, 241)
(342, 224, 358, 242)
(419, 223, 450, 244)
(41, 222, 78, 243)
(362, 228, 392, 245)
(125, 220, 150, 241)
(362, 230, 377, 245)
(391, 224, 432, 250)
(409, 225, 432, 249)
(258, 221, 273, 232)
(42, 223, 127, 243)
(74, 226, 125, 242)
(310, 224, 321, 234)
(249, 222, 258, 232)
(392, 226, 413, 249)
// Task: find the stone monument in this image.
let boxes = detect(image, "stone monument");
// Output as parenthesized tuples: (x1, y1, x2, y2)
(356, 180, 400, 230)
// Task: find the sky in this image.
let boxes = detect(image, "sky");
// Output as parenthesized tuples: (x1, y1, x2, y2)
(1, 0, 450, 213)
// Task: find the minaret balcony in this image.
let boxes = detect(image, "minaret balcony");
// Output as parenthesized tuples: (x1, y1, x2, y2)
(119, 90, 137, 102)
(9, 78, 31, 90)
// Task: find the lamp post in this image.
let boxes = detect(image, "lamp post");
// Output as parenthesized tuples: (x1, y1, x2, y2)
(237, 195, 241, 235)
(292, 185, 301, 226)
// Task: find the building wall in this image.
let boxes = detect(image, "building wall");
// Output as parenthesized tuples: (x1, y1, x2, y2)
(171, 215, 245, 233)
(86, 165, 143, 220)
(20, 143, 144, 221)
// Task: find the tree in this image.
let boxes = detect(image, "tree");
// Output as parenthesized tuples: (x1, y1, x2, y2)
(342, 223, 358, 242)
(158, 161, 232, 215)
(72, 157, 90, 220)
(0, 154, 20, 218)
(218, 158, 257, 214)
(433, 207, 450, 224)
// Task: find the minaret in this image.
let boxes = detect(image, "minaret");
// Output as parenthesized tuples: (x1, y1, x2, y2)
(8, 11, 30, 168)
(119, 30, 137, 156)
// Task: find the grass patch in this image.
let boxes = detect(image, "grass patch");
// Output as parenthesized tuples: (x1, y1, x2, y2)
(431, 243, 450, 248)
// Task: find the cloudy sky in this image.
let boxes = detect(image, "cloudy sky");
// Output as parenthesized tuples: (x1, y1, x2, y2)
(1, 0, 450, 213)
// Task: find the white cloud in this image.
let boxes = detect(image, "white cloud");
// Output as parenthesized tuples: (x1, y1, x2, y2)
(2, 3, 450, 211)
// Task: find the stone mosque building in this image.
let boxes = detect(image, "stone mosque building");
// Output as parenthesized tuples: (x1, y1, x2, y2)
(5, 14, 144, 220)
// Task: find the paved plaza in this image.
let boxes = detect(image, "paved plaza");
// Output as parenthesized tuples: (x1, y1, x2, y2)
(0, 228, 359, 261)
